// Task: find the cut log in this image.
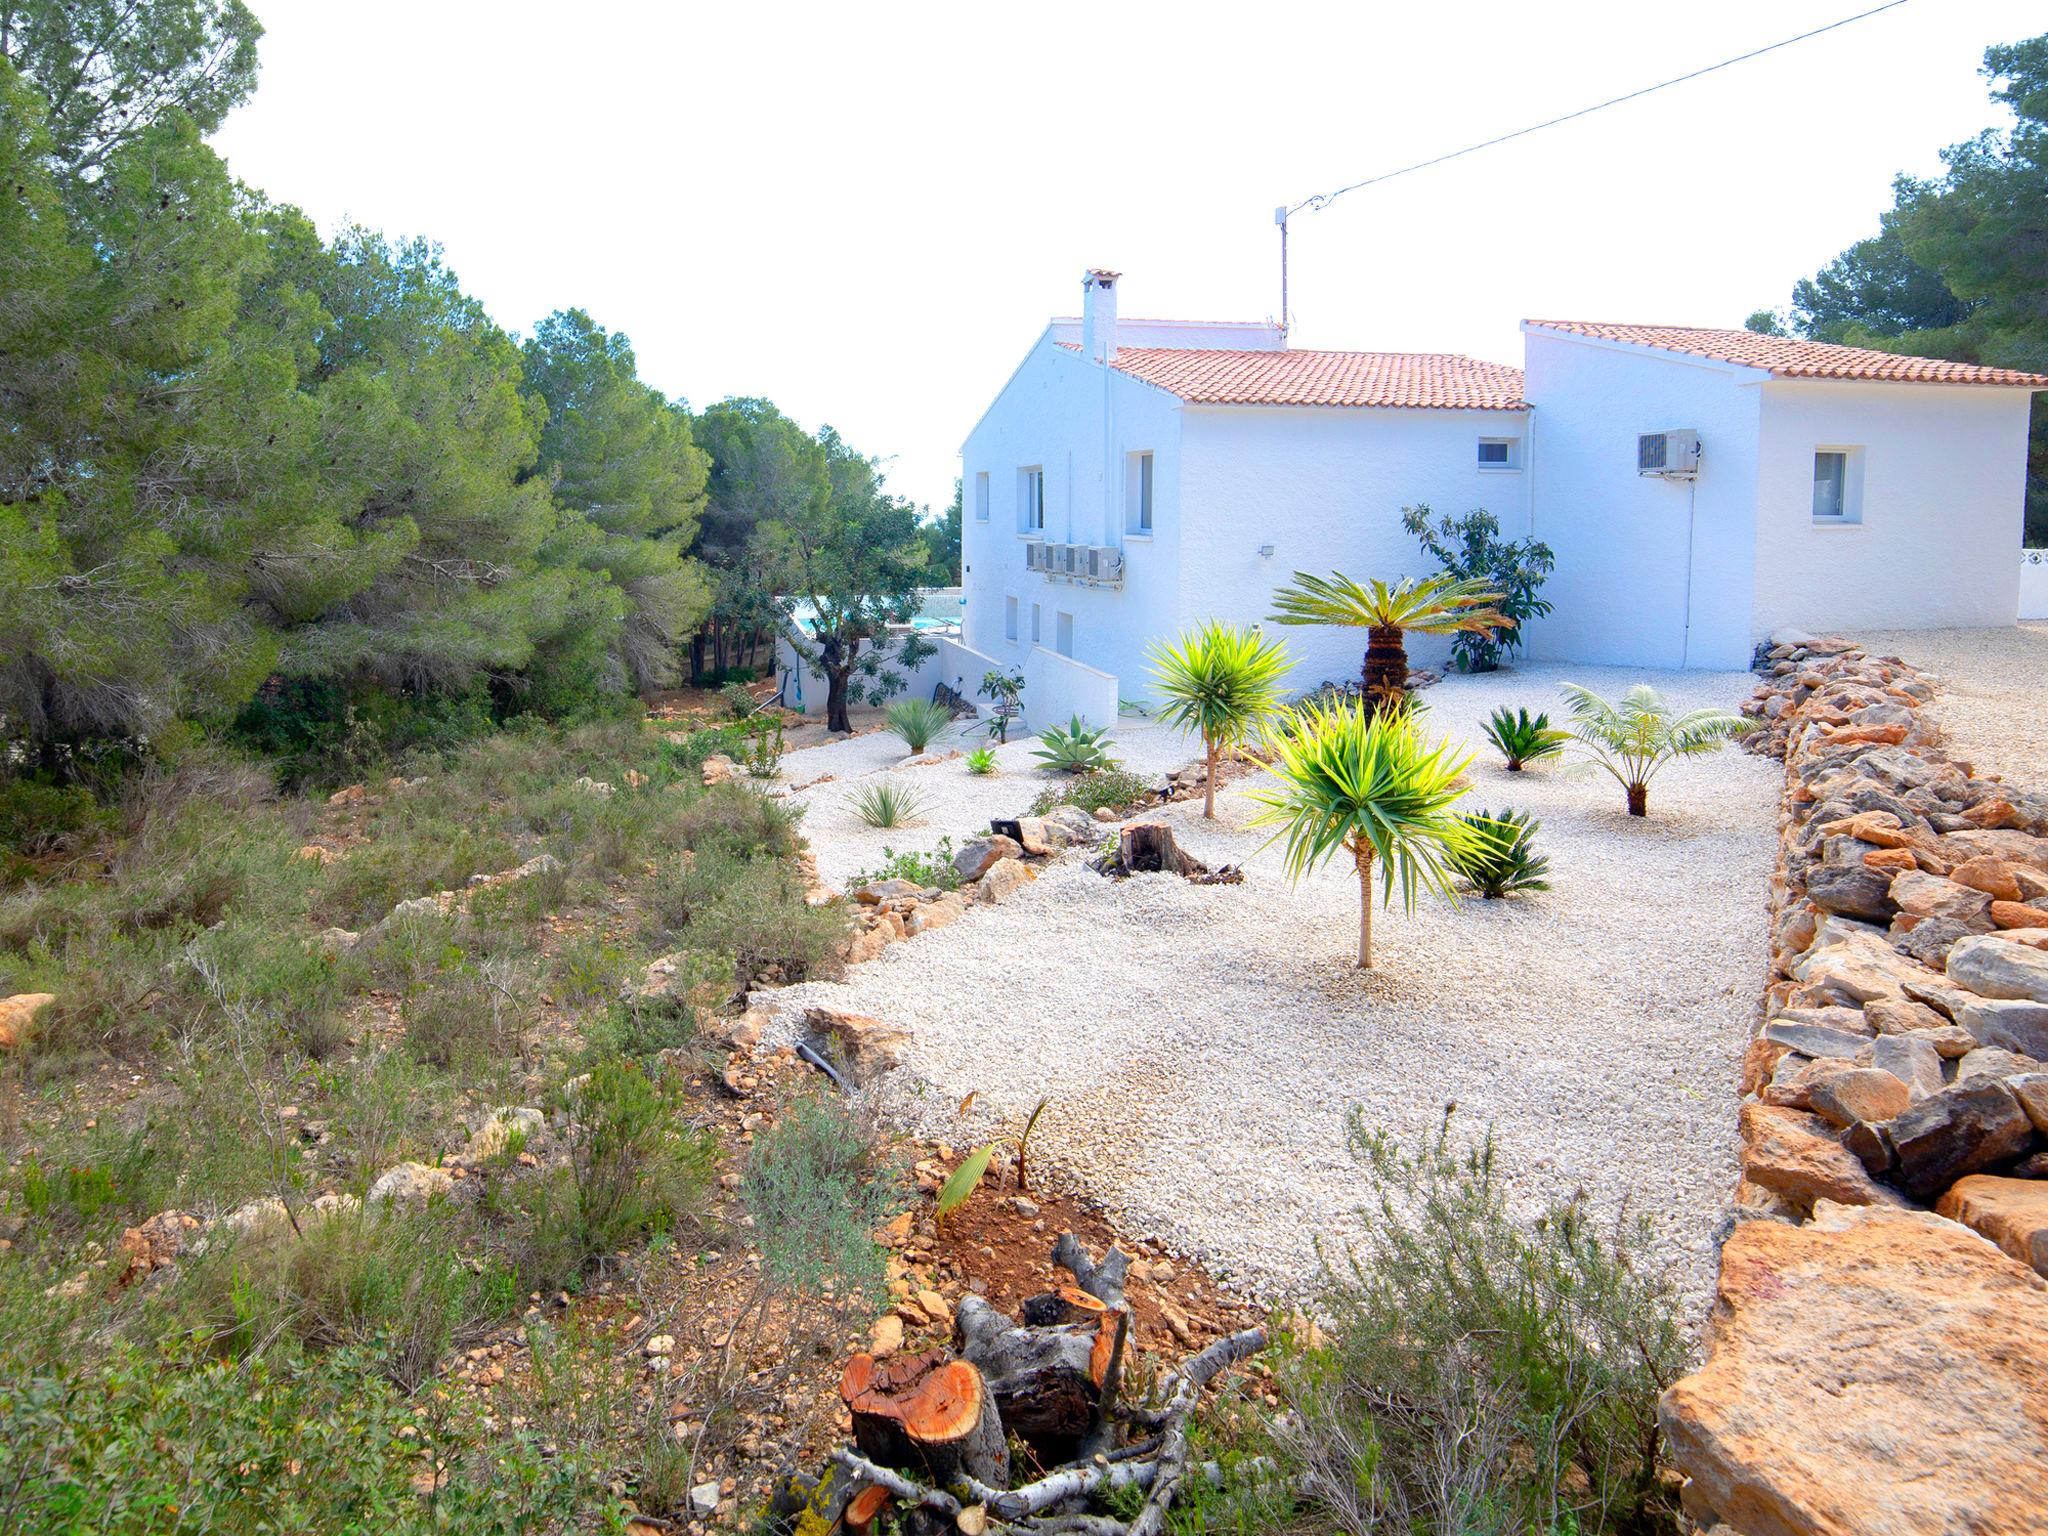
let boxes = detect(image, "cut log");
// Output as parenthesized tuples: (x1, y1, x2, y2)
(1020, 1285, 1110, 1328)
(956, 1293, 1123, 1456)
(840, 1350, 1009, 1489)
(842, 1484, 892, 1534)
(1050, 1233, 1130, 1311)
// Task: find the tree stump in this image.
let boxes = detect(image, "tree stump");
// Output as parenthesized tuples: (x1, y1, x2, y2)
(840, 1350, 1009, 1489)
(1093, 824, 1243, 885)
(956, 1293, 1125, 1458)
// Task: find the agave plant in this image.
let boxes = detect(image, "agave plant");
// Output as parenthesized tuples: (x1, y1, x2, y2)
(1559, 683, 1750, 817)
(1250, 700, 1478, 968)
(885, 697, 953, 754)
(1147, 622, 1293, 817)
(965, 746, 997, 776)
(852, 780, 927, 828)
(1032, 714, 1116, 775)
(1482, 707, 1568, 772)
(1447, 809, 1551, 898)
(1269, 572, 1507, 716)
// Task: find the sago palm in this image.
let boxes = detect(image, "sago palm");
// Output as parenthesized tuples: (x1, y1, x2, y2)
(1558, 682, 1750, 817)
(1269, 572, 1508, 715)
(1250, 701, 1478, 968)
(1147, 622, 1293, 818)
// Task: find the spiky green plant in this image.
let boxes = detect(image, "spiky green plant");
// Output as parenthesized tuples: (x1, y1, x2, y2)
(1032, 714, 1116, 775)
(1482, 707, 1568, 772)
(1147, 622, 1293, 818)
(1559, 683, 1750, 817)
(965, 746, 997, 776)
(1268, 572, 1507, 715)
(1448, 809, 1551, 898)
(851, 780, 927, 829)
(1251, 701, 1479, 968)
(884, 697, 953, 754)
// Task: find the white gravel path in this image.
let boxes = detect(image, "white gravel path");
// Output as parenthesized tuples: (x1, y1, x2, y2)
(760, 665, 1778, 1315)
(1859, 623, 2048, 788)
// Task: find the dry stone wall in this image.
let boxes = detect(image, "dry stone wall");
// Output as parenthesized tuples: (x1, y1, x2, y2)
(1660, 633, 2048, 1536)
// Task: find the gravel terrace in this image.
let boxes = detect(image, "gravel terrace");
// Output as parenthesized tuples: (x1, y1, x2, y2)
(1859, 623, 2048, 788)
(758, 664, 1779, 1315)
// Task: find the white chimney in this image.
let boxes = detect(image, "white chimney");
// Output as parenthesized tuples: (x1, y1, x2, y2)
(1081, 268, 1120, 363)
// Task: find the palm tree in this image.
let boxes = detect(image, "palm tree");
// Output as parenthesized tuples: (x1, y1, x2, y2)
(1268, 572, 1507, 715)
(1558, 683, 1750, 817)
(1250, 701, 1478, 968)
(1147, 622, 1292, 818)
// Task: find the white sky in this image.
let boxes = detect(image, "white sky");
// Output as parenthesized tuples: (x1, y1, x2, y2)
(212, 1, 2042, 514)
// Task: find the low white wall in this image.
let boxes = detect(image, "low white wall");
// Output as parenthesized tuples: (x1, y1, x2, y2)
(2022, 552, 2048, 621)
(774, 629, 945, 718)
(1023, 645, 1118, 733)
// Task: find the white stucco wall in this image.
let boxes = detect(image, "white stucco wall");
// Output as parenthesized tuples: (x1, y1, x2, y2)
(2022, 551, 2048, 621)
(773, 629, 943, 718)
(1750, 380, 2030, 637)
(1022, 645, 1119, 732)
(960, 334, 1187, 714)
(1520, 328, 1763, 670)
(1175, 403, 1534, 696)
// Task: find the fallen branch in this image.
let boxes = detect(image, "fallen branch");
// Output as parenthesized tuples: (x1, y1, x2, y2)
(1127, 1325, 1269, 1536)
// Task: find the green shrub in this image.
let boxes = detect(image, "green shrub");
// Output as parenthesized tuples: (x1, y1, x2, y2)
(720, 680, 758, 719)
(647, 848, 846, 988)
(661, 723, 747, 774)
(554, 1058, 715, 1270)
(851, 780, 925, 829)
(884, 697, 953, 754)
(1482, 707, 1568, 772)
(1402, 504, 1556, 674)
(1032, 713, 1117, 774)
(1446, 808, 1552, 898)
(849, 839, 959, 891)
(1030, 767, 1153, 818)
(742, 1092, 895, 1305)
(965, 746, 997, 775)
(672, 781, 799, 860)
(1269, 1113, 1686, 1535)
(0, 777, 104, 857)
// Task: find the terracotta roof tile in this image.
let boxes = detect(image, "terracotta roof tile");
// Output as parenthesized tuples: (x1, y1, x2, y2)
(1525, 320, 2048, 388)
(1062, 345, 1526, 410)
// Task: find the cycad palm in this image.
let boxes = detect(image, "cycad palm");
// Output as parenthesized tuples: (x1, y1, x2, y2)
(1251, 701, 1478, 968)
(1269, 572, 1507, 715)
(1558, 682, 1749, 817)
(1147, 622, 1293, 817)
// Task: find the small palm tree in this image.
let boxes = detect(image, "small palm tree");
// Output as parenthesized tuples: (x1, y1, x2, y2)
(1250, 701, 1478, 968)
(884, 697, 953, 754)
(1269, 572, 1507, 715)
(1147, 622, 1293, 818)
(1559, 683, 1750, 817)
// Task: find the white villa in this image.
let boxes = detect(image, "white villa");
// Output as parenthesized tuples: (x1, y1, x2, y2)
(942, 268, 2046, 727)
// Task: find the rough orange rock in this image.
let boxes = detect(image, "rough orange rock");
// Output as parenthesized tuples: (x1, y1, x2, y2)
(1738, 1103, 1906, 1212)
(1990, 900, 2048, 930)
(0, 992, 54, 1051)
(1661, 1204, 2048, 1536)
(1936, 1175, 2048, 1278)
(1950, 855, 2025, 903)
(1861, 846, 1918, 873)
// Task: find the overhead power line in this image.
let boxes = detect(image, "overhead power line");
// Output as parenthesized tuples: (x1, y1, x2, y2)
(1286, 1, 1914, 219)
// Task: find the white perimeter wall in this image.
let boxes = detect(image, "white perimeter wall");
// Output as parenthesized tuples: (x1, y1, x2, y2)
(1751, 380, 2029, 636)
(2023, 552, 2048, 620)
(1521, 330, 1762, 670)
(960, 334, 1186, 710)
(1176, 404, 1534, 696)
(1022, 645, 1118, 732)
(773, 629, 943, 718)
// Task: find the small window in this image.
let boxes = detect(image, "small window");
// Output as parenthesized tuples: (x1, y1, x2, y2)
(1030, 602, 1041, 643)
(1812, 447, 1864, 523)
(1004, 595, 1019, 642)
(1017, 467, 1044, 534)
(1055, 611, 1074, 658)
(1126, 451, 1154, 533)
(974, 471, 990, 522)
(1477, 437, 1519, 470)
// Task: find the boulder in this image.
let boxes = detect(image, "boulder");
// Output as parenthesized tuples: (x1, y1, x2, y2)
(1861, 1035, 1945, 1100)
(852, 879, 922, 905)
(1009, 816, 1058, 856)
(0, 992, 56, 1051)
(1935, 1175, 2048, 1278)
(367, 1161, 457, 1210)
(1760, 1018, 1873, 1058)
(1956, 998, 2048, 1059)
(1862, 996, 1947, 1035)
(1807, 1067, 1911, 1129)
(1888, 1081, 2036, 1201)
(1950, 855, 2025, 902)
(1806, 864, 1897, 923)
(1948, 934, 2048, 1003)
(802, 1006, 909, 1085)
(1893, 916, 1974, 970)
(952, 835, 1022, 883)
(1991, 900, 2048, 930)
(1660, 1203, 2048, 1536)
(975, 857, 1036, 904)
(2010, 1074, 2048, 1136)
(1887, 870, 1993, 931)
(1940, 828, 2048, 873)
(1738, 1104, 1906, 1212)
(466, 1106, 545, 1163)
(1955, 1047, 2043, 1085)
(903, 891, 968, 937)
(1791, 919, 1927, 1004)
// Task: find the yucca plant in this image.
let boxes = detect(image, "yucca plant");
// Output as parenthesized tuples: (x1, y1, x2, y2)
(1482, 707, 1568, 772)
(1032, 714, 1116, 775)
(1269, 572, 1507, 716)
(851, 780, 927, 828)
(885, 697, 953, 754)
(1251, 701, 1478, 968)
(1147, 622, 1293, 817)
(1448, 809, 1551, 897)
(1559, 683, 1750, 817)
(965, 746, 997, 776)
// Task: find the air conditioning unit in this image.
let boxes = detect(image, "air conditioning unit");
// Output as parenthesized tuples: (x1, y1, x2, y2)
(1024, 542, 1045, 572)
(1638, 429, 1702, 480)
(1088, 546, 1125, 584)
(1059, 544, 1086, 576)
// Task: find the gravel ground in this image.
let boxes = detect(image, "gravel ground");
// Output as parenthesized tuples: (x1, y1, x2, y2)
(771, 715, 1198, 891)
(1860, 623, 2048, 787)
(760, 665, 1778, 1314)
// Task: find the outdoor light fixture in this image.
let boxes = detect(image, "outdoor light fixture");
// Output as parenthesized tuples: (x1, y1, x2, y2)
(1257, 543, 1275, 557)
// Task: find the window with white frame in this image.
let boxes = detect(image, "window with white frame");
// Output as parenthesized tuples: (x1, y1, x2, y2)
(1017, 466, 1044, 534)
(1812, 448, 1862, 523)
(1477, 437, 1520, 470)
(1125, 451, 1154, 533)
(1004, 595, 1019, 641)
(974, 471, 989, 522)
